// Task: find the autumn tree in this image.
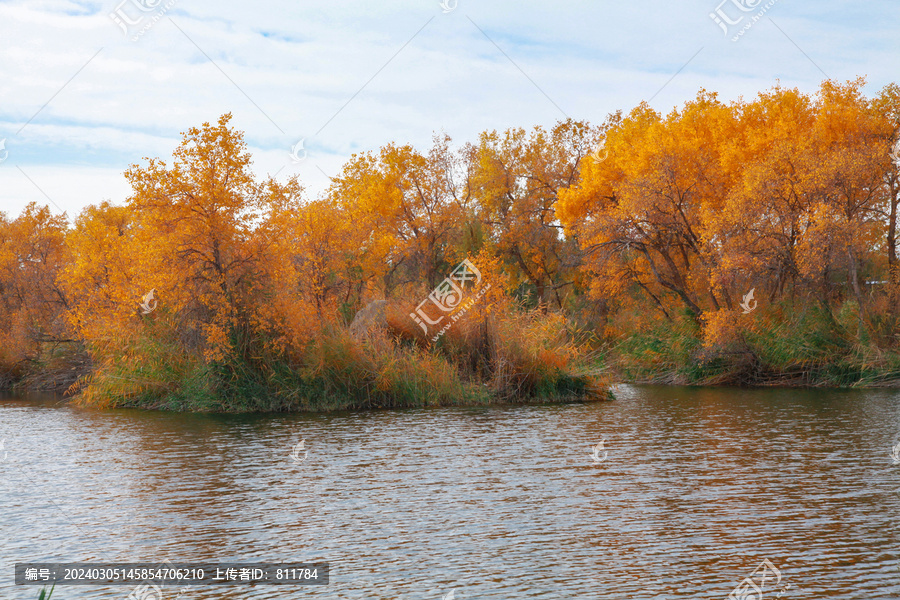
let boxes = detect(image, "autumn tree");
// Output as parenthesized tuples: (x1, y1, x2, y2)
(0, 203, 70, 375)
(326, 135, 472, 295)
(871, 83, 900, 281)
(61, 114, 304, 367)
(471, 119, 600, 309)
(558, 92, 737, 319)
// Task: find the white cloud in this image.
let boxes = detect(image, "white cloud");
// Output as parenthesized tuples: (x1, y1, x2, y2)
(0, 165, 131, 219)
(0, 0, 896, 217)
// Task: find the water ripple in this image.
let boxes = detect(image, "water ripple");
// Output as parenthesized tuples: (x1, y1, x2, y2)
(1, 386, 899, 598)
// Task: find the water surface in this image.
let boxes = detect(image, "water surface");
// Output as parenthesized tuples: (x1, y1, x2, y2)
(1, 385, 899, 598)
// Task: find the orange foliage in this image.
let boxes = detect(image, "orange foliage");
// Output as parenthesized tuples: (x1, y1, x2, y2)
(5, 76, 900, 399)
(559, 79, 899, 322)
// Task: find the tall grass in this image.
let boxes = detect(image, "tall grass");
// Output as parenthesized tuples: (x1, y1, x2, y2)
(260, 325, 491, 410)
(607, 298, 900, 387)
(37, 585, 54, 599)
(71, 304, 607, 412)
(70, 322, 216, 410)
(607, 307, 703, 384)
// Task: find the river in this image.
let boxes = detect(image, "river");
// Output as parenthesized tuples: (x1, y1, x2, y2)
(1, 385, 899, 599)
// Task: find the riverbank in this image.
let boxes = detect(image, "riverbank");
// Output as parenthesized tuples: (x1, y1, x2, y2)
(11, 299, 900, 411)
(2, 310, 612, 412)
(3, 88, 900, 406)
(606, 303, 900, 388)
(11, 306, 900, 414)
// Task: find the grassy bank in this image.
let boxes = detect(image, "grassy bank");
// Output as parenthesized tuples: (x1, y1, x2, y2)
(606, 299, 900, 388)
(43, 306, 611, 412)
(9, 295, 900, 406)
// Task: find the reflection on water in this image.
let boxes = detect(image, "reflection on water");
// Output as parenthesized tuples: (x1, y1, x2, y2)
(1, 386, 900, 599)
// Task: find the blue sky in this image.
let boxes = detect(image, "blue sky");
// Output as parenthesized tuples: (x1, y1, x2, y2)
(0, 0, 897, 217)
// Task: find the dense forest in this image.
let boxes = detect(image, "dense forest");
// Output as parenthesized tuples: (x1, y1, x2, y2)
(2, 78, 899, 411)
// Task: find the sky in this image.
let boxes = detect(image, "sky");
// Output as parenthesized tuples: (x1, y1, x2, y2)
(0, 0, 897, 219)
